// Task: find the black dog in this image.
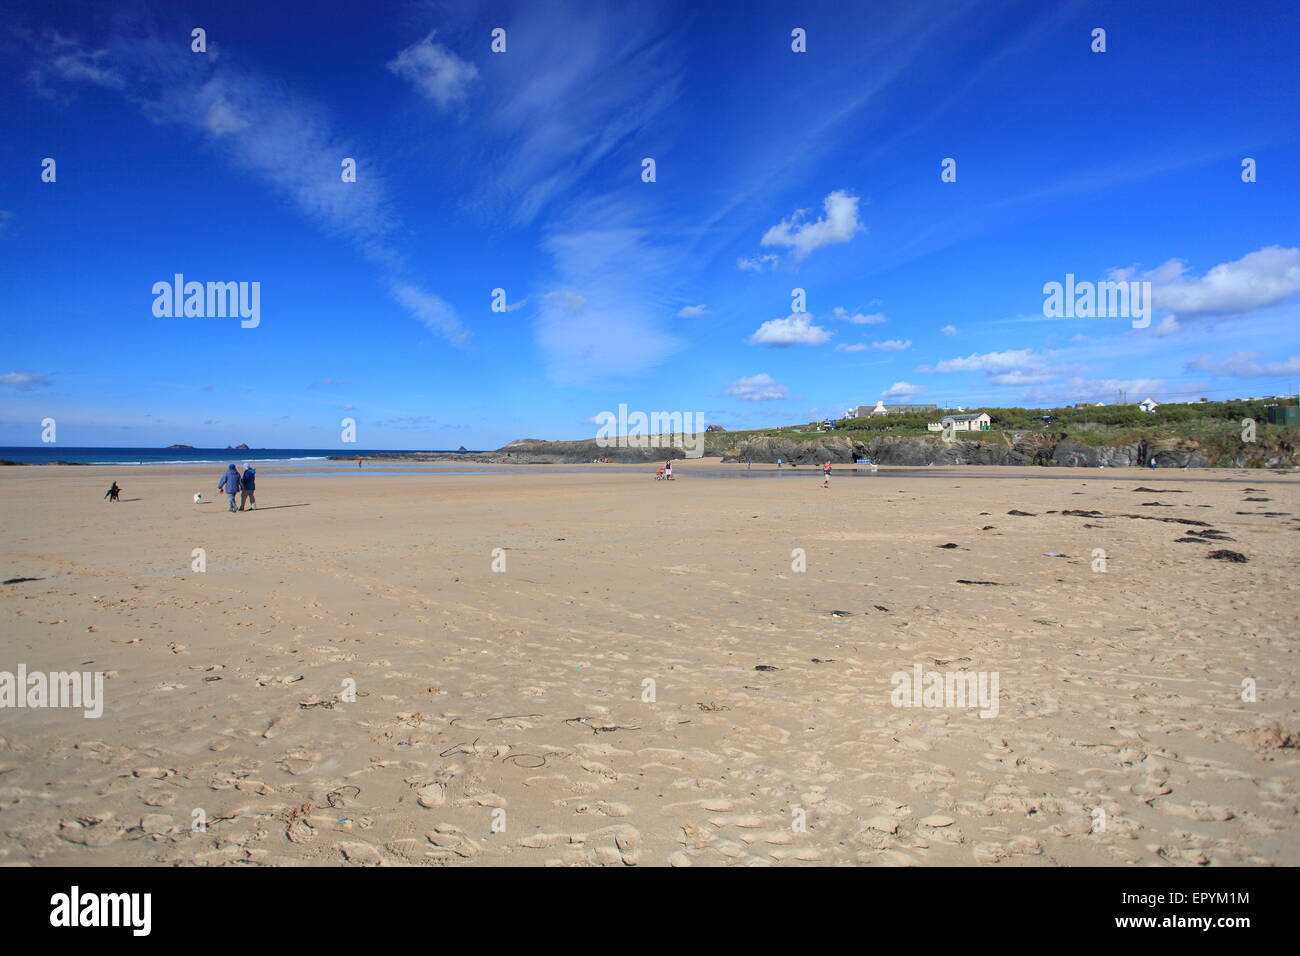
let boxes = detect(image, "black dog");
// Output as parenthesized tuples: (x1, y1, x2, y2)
(105, 482, 121, 502)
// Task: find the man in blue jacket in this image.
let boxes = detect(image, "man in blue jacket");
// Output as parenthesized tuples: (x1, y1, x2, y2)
(239, 465, 257, 511)
(218, 464, 241, 513)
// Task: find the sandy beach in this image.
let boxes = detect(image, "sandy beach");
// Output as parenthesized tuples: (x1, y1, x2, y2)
(1, 460, 1297, 867)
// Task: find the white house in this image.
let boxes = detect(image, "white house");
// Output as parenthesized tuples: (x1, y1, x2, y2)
(1139, 398, 1159, 413)
(927, 412, 992, 432)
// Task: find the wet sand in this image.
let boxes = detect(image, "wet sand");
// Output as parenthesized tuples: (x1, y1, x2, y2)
(1, 460, 1297, 866)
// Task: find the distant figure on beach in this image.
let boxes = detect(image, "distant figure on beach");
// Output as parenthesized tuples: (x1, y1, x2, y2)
(104, 481, 121, 502)
(822, 461, 831, 488)
(1149, 458, 1157, 469)
(357, 456, 363, 468)
(218, 464, 241, 513)
(777, 458, 782, 470)
(746, 458, 751, 471)
(239, 465, 257, 511)
(664, 460, 674, 480)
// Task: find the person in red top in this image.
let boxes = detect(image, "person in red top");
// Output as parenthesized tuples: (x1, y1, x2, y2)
(821, 461, 831, 489)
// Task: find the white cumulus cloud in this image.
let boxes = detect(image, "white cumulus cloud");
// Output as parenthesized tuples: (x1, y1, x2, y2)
(726, 374, 789, 402)
(1114, 245, 1300, 318)
(760, 190, 864, 261)
(872, 339, 912, 352)
(882, 382, 924, 401)
(748, 313, 832, 347)
(832, 306, 886, 325)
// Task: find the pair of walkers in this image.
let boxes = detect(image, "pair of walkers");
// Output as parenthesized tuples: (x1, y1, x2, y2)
(217, 464, 257, 512)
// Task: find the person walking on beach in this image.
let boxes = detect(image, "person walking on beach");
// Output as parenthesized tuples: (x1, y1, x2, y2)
(238, 465, 257, 511)
(664, 460, 674, 480)
(822, 460, 831, 489)
(218, 464, 241, 513)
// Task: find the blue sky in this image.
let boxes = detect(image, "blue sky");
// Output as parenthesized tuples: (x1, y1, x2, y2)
(3, 0, 1298, 449)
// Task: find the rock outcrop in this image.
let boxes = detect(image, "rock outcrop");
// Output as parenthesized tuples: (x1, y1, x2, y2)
(331, 429, 1296, 468)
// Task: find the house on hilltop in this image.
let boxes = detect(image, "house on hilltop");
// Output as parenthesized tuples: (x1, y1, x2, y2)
(927, 412, 992, 432)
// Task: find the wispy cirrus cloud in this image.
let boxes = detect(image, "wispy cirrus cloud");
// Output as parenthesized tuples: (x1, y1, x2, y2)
(1187, 351, 1300, 379)
(832, 306, 887, 325)
(441, 2, 685, 226)
(0, 371, 53, 390)
(737, 254, 778, 272)
(22, 27, 468, 345)
(388, 280, 469, 344)
(386, 5, 690, 382)
(387, 32, 478, 113)
(25, 30, 124, 98)
(535, 196, 682, 385)
(1020, 377, 1173, 407)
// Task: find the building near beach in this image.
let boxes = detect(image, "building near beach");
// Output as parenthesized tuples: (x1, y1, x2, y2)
(927, 412, 992, 432)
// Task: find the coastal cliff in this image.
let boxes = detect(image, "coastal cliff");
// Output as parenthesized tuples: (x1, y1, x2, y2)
(334, 428, 1297, 468)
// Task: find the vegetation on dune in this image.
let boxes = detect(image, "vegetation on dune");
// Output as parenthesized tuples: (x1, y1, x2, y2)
(472, 397, 1297, 467)
(703, 398, 1297, 450)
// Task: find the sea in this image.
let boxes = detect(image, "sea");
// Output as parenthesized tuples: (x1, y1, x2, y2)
(0, 447, 485, 466)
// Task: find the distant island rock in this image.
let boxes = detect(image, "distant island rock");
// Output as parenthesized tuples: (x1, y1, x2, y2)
(705, 424, 727, 432)
(456, 445, 468, 453)
(227, 443, 250, 450)
(165, 444, 195, 449)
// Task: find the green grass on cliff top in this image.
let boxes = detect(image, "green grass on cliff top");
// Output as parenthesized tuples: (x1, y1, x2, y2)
(515, 399, 1297, 450)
